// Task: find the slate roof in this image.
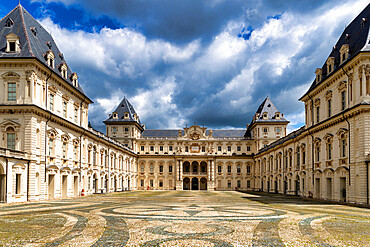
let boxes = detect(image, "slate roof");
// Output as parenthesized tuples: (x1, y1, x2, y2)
(300, 3, 370, 100)
(142, 129, 247, 139)
(250, 97, 289, 123)
(0, 4, 90, 101)
(104, 97, 144, 127)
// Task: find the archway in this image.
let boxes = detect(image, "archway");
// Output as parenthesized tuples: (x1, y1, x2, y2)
(191, 177, 199, 190)
(200, 177, 207, 190)
(183, 177, 190, 190)
(93, 173, 98, 193)
(183, 161, 190, 173)
(192, 161, 198, 174)
(200, 161, 207, 174)
(0, 164, 5, 203)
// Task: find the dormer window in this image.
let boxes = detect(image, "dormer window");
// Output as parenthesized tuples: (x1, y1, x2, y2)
(315, 68, 322, 83)
(340, 44, 349, 64)
(60, 63, 68, 79)
(262, 112, 268, 119)
(5, 18, 14, 28)
(113, 112, 118, 119)
(326, 57, 335, 74)
(275, 112, 280, 119)
(5, 33, 20, 52)
(46, 50, 55, 68)
(124, 112, 129, 119)
(71, 73, 78, 87)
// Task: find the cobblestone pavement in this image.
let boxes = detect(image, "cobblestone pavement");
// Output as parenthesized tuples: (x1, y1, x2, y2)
(0, 191, 370, 246)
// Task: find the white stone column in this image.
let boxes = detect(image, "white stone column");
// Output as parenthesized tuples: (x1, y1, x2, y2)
(179, 160, 183, 181)
(362, 67, 366, 96)
(207, 160, 211, 181)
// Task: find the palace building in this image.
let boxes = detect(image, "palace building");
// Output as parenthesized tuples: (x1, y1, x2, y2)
(0, 4, 370, 205)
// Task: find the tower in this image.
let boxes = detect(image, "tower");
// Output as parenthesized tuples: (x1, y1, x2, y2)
(246, 97, 289, 151)
(104, 97, 144, 150)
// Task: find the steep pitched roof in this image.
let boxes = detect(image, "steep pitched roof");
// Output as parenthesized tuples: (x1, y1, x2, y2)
(104, 97, 143, 127)
(300, 3, 370, 100)
(0, 4, 90, 100)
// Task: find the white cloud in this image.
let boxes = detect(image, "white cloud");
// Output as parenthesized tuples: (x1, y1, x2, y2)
(39, 18, 200, 79)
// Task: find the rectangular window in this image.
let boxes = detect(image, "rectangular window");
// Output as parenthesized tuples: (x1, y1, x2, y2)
(141, 146, 144, 151)
(74, 108, 78, 123)
(74, 146, 77, 160)
(247, 180, 251, 188)
(316, 147, 320, 162)
(140, 165, 144, 172)
(246, 165, 251, 174)
(169, 146, 173, 151)
(49, 94, 54, 111)
(159, 165, 163, 173)
(237, 165, 241, 173)
(328, 99, 332, 117)
(185, 146, 189, 152)
(237, 146, 241, 152)
(7, 133, 15, 150)
(227, 180, 231, 188)
(263, 128, 268, 133)
(316, 106, 320, 123)
(169, 165, 173, 173)
(341, 139, 346, 157)
(202, 146, 206, 152)
(48, 139, 53, 156)
(237, 180, 241, 188)
(227, 165, 232, 173)
(218, 165, 222, 173)
(150, 165, 154, 173)
(112, 127, 117, 133)
(341, 91, 346, 110)
(9, 42, 16, 52)
(160, 146, 163, 152)
(16, 174, 21, 194)
(328, 143, 332, 160)
(150, 146, 154, 152)
(150, 180, 153, 187)
(302, 150, 306, 165)
(247, 146, 251, 152)
(228, 146, 231, 152)
(7, 82, 16, 101)
(159, 181, 163, 187)
(62, 143, 67, 159)
(125, 127, 129, 132)
(140, 179, 144, 187)
(218, 146, 222, 152)
(275, 128, 281, 133)
(63, 101, 67, 118)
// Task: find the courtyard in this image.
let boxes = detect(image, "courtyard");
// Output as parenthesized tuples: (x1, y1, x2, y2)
(0, 191, 369, 246)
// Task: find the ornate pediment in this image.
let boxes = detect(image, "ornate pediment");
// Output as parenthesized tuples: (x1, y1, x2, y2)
(181, 124, 211, 140)
(0, 120, 21, 132)
(2, 71, 20, 81)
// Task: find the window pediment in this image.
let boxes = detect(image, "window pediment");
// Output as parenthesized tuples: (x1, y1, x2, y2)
(325, 90, 332, 99)
(1, 120, 21, 132)
(73, 138, 79, 146)
(323, 133, 333, 142)
(2, 71, 20, 81)
(61, 133, 70, 143)
(47, 128, 58, 139)
(336, 128, 348, 137)
(338, 80, 347, 92)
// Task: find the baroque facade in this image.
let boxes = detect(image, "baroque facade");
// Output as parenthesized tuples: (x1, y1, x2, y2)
(0, 4, 370, 205)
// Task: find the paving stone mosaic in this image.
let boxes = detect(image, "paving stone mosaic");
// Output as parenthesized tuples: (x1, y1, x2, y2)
(0, 191, 369, 246)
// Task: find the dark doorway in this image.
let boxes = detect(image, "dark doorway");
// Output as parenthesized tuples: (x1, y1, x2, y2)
(200, 177, 207, 190)
(183, 177, 190, 190)
(191, 177, 199, 190)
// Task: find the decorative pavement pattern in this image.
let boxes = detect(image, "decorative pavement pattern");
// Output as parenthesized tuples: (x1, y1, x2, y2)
(0, 191, 370, 246)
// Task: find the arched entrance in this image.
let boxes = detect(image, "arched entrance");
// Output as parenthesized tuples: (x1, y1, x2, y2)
(192, 161, 198, 174)
(295, 175, 300, 196)
(183, 161, 190, 173)
(200, 177, 207, 190)
(0, 164, 5, 203)
(200, 161, 207, 174)
(183, 177, 190, 190)
(191, 177, 199, 190)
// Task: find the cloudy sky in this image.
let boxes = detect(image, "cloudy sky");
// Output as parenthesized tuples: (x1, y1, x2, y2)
(2, 0, 369, 132)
